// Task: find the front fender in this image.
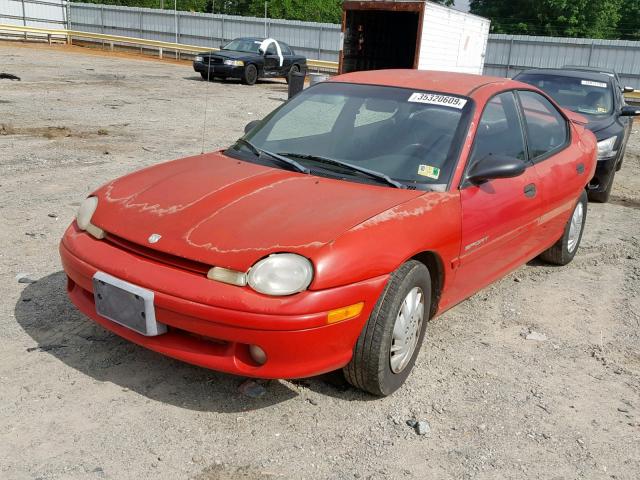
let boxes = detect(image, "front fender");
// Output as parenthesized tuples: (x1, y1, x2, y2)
(310, 192, 462, 292)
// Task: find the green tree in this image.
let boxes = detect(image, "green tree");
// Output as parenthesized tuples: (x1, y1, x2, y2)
(469, 0, 624, 39)
(617, 0, 640, 39)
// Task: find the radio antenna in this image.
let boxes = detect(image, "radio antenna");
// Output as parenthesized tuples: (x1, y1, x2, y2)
(200, 1, 215, 155)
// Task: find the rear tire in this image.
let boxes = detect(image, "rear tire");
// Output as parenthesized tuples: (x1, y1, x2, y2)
(588, 169, 615, 203)
(540, 190, 587, 266)
(241, 64, 258, 85)
(344, 261, 430, 396)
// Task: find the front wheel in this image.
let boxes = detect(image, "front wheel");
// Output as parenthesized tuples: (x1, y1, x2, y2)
(539, 189, 587, 266)
(241, 64, 258, 85)
(344, 261, 431, 396)
(588, 169, 615, 203)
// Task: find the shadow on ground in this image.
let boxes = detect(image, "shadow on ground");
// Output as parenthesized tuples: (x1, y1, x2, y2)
(15, 271, 368, 412)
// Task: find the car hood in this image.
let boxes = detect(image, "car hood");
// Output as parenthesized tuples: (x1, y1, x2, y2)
(583, 115, 617, 137)
(91, 152, 423, 271)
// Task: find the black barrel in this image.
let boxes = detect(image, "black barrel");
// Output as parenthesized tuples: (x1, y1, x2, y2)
(288, 70, 306, 99)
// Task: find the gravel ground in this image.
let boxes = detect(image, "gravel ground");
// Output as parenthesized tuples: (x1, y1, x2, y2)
(1, 42, 639, 480)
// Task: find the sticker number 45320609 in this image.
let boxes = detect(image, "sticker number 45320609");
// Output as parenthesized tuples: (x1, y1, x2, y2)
(408, 92, 468, 109)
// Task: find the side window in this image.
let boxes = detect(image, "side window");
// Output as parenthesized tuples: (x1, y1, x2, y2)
(518, 90, 568, 161)
(266, 43, 278, 56)
(469, 92, 526, 167)
(280, 43, 292, 55)
(354, 98, 398, 128)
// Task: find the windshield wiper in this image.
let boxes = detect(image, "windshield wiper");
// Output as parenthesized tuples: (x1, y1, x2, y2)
(235, 139, 310, 174)
(278, 152, 406, 189)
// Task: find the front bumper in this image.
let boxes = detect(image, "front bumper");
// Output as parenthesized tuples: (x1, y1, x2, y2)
(193, 61, 244, 78)
(588, 155, 617, 192)
(59, 225, 388, 379)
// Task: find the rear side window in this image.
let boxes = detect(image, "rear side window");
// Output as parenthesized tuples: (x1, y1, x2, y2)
(469, 92, 526, 167)
(518, 91, 568, 161)
(280, 43, 292, 55)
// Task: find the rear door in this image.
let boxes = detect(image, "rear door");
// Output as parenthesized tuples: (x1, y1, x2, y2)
(516, 90, 580, 246)
(455, 91, 542, 298)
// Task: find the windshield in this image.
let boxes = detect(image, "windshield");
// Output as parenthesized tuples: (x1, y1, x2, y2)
(222, 39, 262, 54)
(228, 82, 473, 189)
(516, 73, 614, 117)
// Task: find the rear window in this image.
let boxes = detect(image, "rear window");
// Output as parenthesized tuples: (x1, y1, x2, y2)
(516, 73, 614, 117)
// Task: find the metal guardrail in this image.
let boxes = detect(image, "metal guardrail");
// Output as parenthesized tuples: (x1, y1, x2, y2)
(0, 23, 339, 71)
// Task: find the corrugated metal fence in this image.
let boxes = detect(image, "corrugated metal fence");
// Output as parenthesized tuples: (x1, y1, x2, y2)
(68, 2, 341, 62)
(0, 0, 66, 29)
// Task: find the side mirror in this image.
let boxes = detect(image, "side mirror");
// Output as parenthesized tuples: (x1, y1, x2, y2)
(621, 106, 640, 117)
(244, 120, 261, 134)
(258, 48, 265, 55)
(467, 155, 526, 184)
(623, 86, 635, 93)
(219, 45, 224, 50)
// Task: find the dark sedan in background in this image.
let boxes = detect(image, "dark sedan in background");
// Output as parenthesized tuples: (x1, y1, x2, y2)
(515, 68, 639, 202)
(193, 37, 307, 85)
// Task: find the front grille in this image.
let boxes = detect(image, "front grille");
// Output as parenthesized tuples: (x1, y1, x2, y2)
(105, 233, 210, 276)
(203, 56, 224, 65)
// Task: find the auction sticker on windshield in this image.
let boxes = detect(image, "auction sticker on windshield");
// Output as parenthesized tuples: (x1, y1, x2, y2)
(581, 80, 607, 89)
(408, 92, 468, 109)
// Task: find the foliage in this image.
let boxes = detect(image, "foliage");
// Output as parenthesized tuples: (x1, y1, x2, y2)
(469, 0, 625, 39)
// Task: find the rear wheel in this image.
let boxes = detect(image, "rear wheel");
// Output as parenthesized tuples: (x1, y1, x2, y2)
(539, 190, 587, 266)
(241, 64, 258, 85)
(344, 260, 430, 396)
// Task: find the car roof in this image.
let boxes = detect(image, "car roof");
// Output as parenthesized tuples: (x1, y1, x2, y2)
(517, 68, 613, 84)
(330, 70, 518, 97)
(564, 65, 618, 77)
(233, 37, 289, 45)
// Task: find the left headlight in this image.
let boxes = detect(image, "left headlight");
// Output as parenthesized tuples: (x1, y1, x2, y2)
(247, 253, 313, 296)
(223, 59, 244, 67)
(194, 55, 204, 62)
(76, 196, 105, 239)
(597, 136, 618, 160)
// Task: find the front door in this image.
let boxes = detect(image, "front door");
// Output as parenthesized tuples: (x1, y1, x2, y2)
(455, 91, 542, 299)
(516, 90, 579, 245)
(263, 42, 282, 76)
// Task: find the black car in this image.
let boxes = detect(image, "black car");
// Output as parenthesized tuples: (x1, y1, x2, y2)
(515, 68, 639, 202)
(193, 37, 307, 86)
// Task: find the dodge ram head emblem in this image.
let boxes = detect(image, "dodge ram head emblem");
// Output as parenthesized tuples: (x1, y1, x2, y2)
(148, 233, 162, 244)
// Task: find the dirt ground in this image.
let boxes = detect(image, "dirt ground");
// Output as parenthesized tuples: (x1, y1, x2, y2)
(1, 41, 639, 480)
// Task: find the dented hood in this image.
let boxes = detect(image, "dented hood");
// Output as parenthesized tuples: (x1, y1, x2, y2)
(91, 152, 423, 270)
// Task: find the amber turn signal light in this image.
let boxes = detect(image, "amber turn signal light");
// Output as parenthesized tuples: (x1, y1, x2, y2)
(327, 302, 364, 324)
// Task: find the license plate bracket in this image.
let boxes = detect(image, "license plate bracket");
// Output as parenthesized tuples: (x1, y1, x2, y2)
(93, 272, 166, 336)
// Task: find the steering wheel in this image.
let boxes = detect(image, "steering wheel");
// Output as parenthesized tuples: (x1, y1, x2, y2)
(400, 143, 431, 158)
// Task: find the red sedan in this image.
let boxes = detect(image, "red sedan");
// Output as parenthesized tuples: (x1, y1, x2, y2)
(60, 70, 596, 396)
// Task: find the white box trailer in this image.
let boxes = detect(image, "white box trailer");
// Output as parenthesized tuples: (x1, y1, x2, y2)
(340, 0, 490, 75)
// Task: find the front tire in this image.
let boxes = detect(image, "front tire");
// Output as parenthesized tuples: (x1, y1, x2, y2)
(200, 71, 211, 81)
(588, 169, 615, 203)
(241, 64, 258, 85)
(539, 190, 587, 266)
(344, 261, 431, 396)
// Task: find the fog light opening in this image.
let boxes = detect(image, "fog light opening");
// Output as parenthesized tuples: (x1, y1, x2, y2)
(249, 344, 267, 366)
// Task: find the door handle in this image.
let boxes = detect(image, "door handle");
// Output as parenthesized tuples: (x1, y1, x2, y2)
(576, 163, 585, 175)
(524, 183, 537, 198)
